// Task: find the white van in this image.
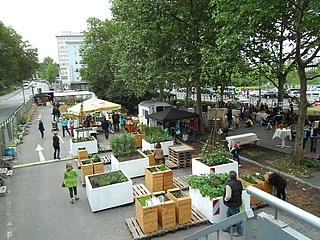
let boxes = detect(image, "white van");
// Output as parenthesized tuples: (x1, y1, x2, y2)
(306, 91, 320, 103)
(23, 83, 30, 90)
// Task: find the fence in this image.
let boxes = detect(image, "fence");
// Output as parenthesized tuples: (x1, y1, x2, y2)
(0, 97, 34, 157)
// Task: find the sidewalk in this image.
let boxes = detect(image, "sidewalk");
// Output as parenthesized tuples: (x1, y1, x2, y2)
(1, 105, 319, 239)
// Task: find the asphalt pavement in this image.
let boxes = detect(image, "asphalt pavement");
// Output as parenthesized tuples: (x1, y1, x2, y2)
(0, 104, 319, 240)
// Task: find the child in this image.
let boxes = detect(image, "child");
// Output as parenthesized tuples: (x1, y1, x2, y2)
(230, 142, 242, 167)
(235, 116, 239, 129)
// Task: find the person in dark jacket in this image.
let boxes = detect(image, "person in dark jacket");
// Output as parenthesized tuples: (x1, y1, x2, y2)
(52, 131, 61, 159)
(223, 170, 243, 237)
(38, 120, 45, 138)
(112, 112, 120, 132)
(265, 172, 287, 201)
(101, 117, 110, 140)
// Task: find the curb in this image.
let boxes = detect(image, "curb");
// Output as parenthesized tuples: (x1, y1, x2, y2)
(13, 156, 75, 169)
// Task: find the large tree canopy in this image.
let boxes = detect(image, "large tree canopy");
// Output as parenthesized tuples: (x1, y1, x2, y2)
(38, 57, 59, 84)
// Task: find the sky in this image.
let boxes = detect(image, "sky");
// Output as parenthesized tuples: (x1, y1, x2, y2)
(0, 0, 112, 63)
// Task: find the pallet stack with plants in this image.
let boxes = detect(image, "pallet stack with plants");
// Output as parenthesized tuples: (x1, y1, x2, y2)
(80, 159, 93, 185)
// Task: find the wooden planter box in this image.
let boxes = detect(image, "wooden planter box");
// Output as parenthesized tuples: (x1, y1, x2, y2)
(135, 194, 158, 234)
(167, 188, 192, 224)
(142, 139, 174, 156)
(153, 191, 176, 229)
(132, 133, 146, 148)
(77, 147, 88, 166)
(145, 166, 173, 192)
(145, 167, 163, 192)
(240, 176, 273, 205)
(70, 136, 98, 156)
(192, 158, 238, 176)
(189, 187, 250, 224)
(92, 160, 104, 174)
(146, 153, 156, 166)
(85, 170, 133, 212)
(81, 160, 93, 184)
(111, 150, 149, 178)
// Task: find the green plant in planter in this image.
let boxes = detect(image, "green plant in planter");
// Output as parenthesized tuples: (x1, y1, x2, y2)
(142, 126, 172, 143)
(110, 132, 138, 159)
(241, 175, 257, 184)
(18, 116, 27, 125)
(91, 154, 101, 163)
(148, 166, 159, 173)
(157, 164, 169, 171)
(88, 170, 128, 188)
(72, 136, 94, 143)
(81, 159, 91, 165)
(143, 149, 153, 155)
(251, 172, 265, 181)
(137, 195, 151, 206)
(187, 173, 229, 200)
(198, 141, 230, 166)
(170, 189, 185, 198)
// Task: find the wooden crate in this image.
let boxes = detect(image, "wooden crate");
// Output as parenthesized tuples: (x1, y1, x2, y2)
(239, 177, 264, 205)
(135, 195, 158, 234)
(80, 160, 93, 184)
(162, 169, 173, 190)
(168, 144, 193, 168)
(132, 133, 146, 148)
(146, 153, 156, 166)
(77, 148, 88, 166)
(153, 191, 176, 230)
(145, 167, 163, 192)
(92, 161, 104, 174)
(167, 188, 192, 224)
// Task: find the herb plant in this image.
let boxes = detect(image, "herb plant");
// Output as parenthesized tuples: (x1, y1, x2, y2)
(89, 170, 128, 188)
(143, 126, 172, 143)
(198, 141, 230, 166)
(187, 173, 229, 200)
(110, 132, 137, 158)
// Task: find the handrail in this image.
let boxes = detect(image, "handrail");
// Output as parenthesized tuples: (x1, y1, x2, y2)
(247, 185, 320, 230)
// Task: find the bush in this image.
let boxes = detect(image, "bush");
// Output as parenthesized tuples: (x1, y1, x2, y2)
(110, 132, 137, 157)
(142, 126, 172, 143)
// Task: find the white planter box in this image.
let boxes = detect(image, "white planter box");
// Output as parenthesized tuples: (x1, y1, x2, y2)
(142, 139, 174, 156)
(192, 158, 238, 176)
(189, 187, 250, 223)
(111, 150, 149, 178)
(85, 170, 133, 212)
(69, 136, 98, 156)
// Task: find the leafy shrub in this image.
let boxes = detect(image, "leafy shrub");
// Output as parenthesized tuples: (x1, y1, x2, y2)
(89, 170, 128, 188)
(198, 141, 230, 166)
(142, 126, 172, 143)
(72, 136, 94, 143)
(187, 173, 229, 200)
(110, 132, 137, 157)
(305, 158, 320, 169)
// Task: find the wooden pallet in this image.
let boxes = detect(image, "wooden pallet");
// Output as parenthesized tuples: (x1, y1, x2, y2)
(173, 175, 190, 190)
(99, 145, 112, 153)
(101, 155, 111, 164)
(165, 160, 179, 169)
(132, 184, 151, 197)
(168, 157, 192, 168)
(126, 208, 208, 240)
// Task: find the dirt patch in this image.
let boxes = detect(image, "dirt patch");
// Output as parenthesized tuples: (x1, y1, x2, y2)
(189, 140, 320, 217)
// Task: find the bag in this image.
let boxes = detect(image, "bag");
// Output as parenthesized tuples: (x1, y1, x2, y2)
(176, 130, 181, 135)
(61, 182, 65, 187)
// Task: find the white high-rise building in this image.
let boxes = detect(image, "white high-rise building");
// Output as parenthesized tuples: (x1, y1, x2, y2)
(56, 31, 87, 89)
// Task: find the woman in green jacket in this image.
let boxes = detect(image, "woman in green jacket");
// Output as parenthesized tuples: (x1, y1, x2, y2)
(63, 162, 79, 204)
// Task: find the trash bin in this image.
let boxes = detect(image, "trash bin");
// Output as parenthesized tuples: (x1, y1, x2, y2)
(5, 148, 14, 157)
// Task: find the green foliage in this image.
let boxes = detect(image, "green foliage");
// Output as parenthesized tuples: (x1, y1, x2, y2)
(187, 173, 229, 200)
(137, 195, 151, 207)
(38, 57, 59, 84)
(241, 175, 257, 184)
(89, 170, 128, 189)
(269, 158, 318, 177)
(72, 136, 94, 143)
(198, 141, 230, 166)
(91, 154, 101, 163)
(18, 116, 27, 125)
(143, 149, 153, 155)
(109, 132, 137, 157)
(157, 164, 169, 171)
(147, 167, 159, 173)
(81, 159, 91, 165)
(251, 172, 265, 181)
(305, 158, 320, 170)
(169, 190, 185, 198)
(143, 126, 172, 144)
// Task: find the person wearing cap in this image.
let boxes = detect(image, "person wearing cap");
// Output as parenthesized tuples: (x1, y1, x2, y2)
(223, 170, 243, 237)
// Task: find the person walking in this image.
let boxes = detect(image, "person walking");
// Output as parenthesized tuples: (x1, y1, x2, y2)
(154, 142, 165, 165)
(52, 106, 60, 123)
(265, 172, 287, 201)
(69, 118, 75, 137)
(112, 112, 120, 132)
(310, 122, 318, 153)
(101, 117, 110, 140)
(52, 131, 61, 159)
(38, 119, 45, 138)
(223, 170, 243, 237)
(61, 117, 70, 137)
(63, 162, 79, 204)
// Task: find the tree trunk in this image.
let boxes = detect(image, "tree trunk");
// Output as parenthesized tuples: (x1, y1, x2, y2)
(277, 74, 286, 106)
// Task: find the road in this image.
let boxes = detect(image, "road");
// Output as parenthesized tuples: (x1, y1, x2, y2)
(0, 81, 50, 124)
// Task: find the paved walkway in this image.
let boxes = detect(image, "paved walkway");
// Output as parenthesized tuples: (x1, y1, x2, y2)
(0, 104, 319, 239)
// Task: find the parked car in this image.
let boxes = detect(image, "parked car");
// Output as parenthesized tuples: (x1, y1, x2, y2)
(263, 90, 277, 98)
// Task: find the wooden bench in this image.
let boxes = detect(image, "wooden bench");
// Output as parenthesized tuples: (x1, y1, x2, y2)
(239, 138, 260, 146)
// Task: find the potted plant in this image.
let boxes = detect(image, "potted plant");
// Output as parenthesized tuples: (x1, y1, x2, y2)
(85, 170, 133, 212)
(135, 194, 158, 234)
(152, 191, 176, 229)
(142, 126, 173, 156)
(143, 149, 156, 166)
(80, 159, 93, 185)
(70, 135, 98, 156)
(91, 154, 104, 174)
(145, 164, 173, 192)
(187, 173, 250, 223)
(167, 188, 192, 224)
(110, 133, 149, 178)
(192, 141, 238, 175)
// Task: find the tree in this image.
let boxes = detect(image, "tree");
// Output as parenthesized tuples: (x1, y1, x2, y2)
(38, 57, 59, 84)
(0, 21, 39, 88)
